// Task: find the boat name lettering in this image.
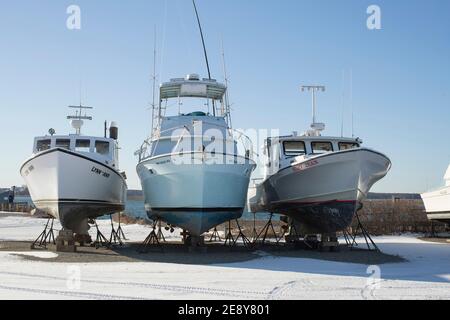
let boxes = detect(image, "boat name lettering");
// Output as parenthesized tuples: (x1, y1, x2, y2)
(156, 160, 171, 165)
(91, 166, 110, 178)
(293, 160, 319, 172)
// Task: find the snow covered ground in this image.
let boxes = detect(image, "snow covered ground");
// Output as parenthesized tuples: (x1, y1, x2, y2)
(0, 213, 449, 300)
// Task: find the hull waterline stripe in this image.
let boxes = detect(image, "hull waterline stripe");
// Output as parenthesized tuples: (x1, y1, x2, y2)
(273, 199, 357, 206)
(34, 199, 124, 206)
(149, 207, 244, 213)
(426, 211, 450, 215)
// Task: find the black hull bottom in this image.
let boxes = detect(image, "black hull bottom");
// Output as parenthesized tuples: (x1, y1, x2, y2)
(273, 200, 357, 234)
(35, 200, 124, 234)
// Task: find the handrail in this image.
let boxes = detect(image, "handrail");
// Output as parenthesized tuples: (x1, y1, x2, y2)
(136, 123, 255, 163)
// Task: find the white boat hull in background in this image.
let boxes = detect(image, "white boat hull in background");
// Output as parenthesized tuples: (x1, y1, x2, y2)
(20, 148, 127, 234)
(421, 187, 450, 224)
(249, 148, 391, 234)
(137, 152, 255, 236)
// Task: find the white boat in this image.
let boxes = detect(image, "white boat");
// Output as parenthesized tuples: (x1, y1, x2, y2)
(248, 85, 391, 234)
(136, 74, 256, 237)
(20, 106, 127, 235)
(421, 165, 450, 224)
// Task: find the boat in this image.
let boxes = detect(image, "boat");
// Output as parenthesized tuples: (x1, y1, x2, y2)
(136, 74, 256, 237)
(248, 85, 392, 235)
(20, 105, 127, 236)
(421, 165, 450, 224)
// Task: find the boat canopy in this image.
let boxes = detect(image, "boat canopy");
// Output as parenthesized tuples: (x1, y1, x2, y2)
(160, 76, 226, 100)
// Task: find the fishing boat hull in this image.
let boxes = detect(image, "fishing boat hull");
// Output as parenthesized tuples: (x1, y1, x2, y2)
(20, 148, 127, 234)
(249, 149, 391, 234)
(137, 153, 255, 236)
(421, 187, 450, 224)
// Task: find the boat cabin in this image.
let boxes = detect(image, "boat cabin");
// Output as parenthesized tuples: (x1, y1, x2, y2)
(263, 135, 362, 176)
(33, 135, 119, 168)
(138, 74, 251, 161)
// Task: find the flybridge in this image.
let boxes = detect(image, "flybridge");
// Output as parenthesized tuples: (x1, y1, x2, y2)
(160, 74, 227, 100)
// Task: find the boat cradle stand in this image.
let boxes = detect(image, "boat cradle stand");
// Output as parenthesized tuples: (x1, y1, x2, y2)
(344, 210, 380, 252)
(31, 218, 56, 250)
(139, 220, 163, 253)
(56, 229, 76, 253)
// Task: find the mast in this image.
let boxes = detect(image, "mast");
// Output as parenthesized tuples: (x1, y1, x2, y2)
(301, 85, 326, 134)
(221, 39, 232, 128)
(192, 0, 216, 116)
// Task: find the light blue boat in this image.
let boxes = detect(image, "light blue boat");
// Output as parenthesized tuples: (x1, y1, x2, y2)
(136, 74, 256, 237)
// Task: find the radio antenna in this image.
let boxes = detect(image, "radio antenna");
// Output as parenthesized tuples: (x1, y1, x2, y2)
(192, 0, 215, 116)
(150, 25, 158, 136)
(221, 38, 232, 127)
(350, 69, 354, 137)
(341, 70, 345, 137)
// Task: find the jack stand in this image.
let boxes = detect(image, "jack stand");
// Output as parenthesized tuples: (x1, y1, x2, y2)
(233, 220, 252, 248)
(156, 220, 166, 242)
(209, 227, 221, 242)
(109, 215, 123, 246)
(139, 221, 161, 253)
(342, 228, 353, 246)
(31, 218, 56, 249)
(284, 221, 302, 246)
(350, 211, 380, 252)
(116, 212, 128, 241)
(93, 221, 110, 249)
(255, 213, 280, 245)
(250, 212, 258, 242)
(224, 220, 235, 247)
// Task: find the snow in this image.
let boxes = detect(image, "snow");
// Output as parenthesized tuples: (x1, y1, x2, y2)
(0, 215, 450, 300)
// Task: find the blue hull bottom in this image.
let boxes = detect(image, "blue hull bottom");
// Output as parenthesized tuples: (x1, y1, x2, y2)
(147, 208, 244, 236)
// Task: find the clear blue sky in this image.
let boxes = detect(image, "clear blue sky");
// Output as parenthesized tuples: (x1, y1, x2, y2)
(1, 0, 449, 192)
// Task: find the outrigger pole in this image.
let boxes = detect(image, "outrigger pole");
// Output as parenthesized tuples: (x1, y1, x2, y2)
(192, 0, 216, 117)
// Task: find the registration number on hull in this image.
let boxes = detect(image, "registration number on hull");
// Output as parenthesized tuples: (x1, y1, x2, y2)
(292, 159, 319, 172)
(91, 166, 110, 178)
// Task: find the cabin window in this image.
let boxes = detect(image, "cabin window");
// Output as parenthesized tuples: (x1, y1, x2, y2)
(283, 141, 306, 157)
(339, 142, 359, 151)
(55, 139, 71, 150)
(95, 141, 110, 155)
(36, 140, 51, 152)
(312, 142, 333, 154)
(75, 139, 91, 153)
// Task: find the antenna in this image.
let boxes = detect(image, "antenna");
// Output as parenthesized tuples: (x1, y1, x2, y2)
(341, 70, 345, 137)
(301, 85, 326, 133)
(192, 0, 215, 116)
(67, 105, 93, 135)
(350, 69, 354, 138)
(150, 26, 158, 137)
(221, 38, 232, 128)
